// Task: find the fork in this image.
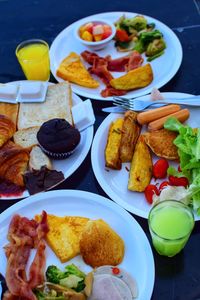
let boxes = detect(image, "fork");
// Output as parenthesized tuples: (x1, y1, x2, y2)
(113, 95, 200, 111)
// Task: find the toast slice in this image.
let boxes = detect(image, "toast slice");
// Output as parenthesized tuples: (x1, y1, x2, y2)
(35, 214, 89, 263)
(56, 52, 99, 88)
(13, 126, 39, 149)
(17, 82, 73, 129)
(29, 146, 52, 171)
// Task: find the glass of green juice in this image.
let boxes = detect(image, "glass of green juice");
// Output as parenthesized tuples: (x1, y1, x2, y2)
(148, 200, 194, 257)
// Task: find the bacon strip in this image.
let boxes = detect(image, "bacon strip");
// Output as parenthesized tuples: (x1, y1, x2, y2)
(29, 240, 46, 289)
(3, 211, 49, 299)
(81, 50, 144, 97)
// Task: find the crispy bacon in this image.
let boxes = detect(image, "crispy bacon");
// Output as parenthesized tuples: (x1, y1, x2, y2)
(89, 58, 113, 86)
(107, 55, 130, 72)
(4, 211, 49, 299)
(126, 50, 144, 71)
(101, 87, 127, 98)
(81, 50, 144, 97)
(29, 240, 46, 289)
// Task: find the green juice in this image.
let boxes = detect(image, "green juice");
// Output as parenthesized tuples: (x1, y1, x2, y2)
(149, 201, 194, 257)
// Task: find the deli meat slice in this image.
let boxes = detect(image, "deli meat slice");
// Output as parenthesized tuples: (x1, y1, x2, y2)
(3, 211, 49, 300)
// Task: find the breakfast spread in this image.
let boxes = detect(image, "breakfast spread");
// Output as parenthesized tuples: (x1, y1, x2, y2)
(2, 211, 136, 300)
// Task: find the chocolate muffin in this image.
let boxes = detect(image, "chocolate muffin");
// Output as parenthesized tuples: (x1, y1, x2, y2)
(37, 118, 81, 159)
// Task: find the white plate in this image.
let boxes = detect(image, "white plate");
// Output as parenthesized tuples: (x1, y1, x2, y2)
(91, 92, 200, 220)
(50, 11, 183, 101)
(1, 82, 94, 200)
(0, 189, 155, 300)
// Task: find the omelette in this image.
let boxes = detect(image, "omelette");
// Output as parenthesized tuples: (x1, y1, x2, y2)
(56, 52, 99, 88)
(35, 214, 89, 263)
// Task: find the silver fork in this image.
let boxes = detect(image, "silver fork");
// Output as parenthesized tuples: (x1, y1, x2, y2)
(113, 95, 200, 111)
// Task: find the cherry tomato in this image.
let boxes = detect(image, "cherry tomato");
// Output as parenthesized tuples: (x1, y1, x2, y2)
(115, 28, 130, 42)
(168, 175, 189, 187)
(144, 184, 160, 204)
(159, 181, 170, 191)
(112, 267, 120, 275)
(153, 159, 169, 179)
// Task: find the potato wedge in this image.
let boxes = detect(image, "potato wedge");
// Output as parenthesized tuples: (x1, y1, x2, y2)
(105, 118, 123, 170)
(128, 135, 152, 192)
(120, 111, 141, 162)
(110, 64, 153, 90)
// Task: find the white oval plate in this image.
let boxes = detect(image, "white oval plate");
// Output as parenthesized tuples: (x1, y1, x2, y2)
(50, 11, 182, 101)
(0, 189, 155, 300)
(1, 83, 94, 200)
(91, 92, 200, 220)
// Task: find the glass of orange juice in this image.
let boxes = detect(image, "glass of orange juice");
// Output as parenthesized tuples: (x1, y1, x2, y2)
(16, 39, 50, 81)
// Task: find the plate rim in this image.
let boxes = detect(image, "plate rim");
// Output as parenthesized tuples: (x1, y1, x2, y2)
(50, 11, 183, 101)
(0, 81, 94, 200)
(0, 189, 155, 299)
(91, 91, 199, 220)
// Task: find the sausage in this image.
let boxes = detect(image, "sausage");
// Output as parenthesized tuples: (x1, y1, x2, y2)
(137, 104, 181, 125)
(148, 109, 190, 131)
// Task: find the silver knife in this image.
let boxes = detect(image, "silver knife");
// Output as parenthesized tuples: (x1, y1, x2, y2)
(102, 106, 126, 113)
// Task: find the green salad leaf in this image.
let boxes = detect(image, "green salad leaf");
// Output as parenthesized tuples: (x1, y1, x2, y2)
(164, 117, 200, 214)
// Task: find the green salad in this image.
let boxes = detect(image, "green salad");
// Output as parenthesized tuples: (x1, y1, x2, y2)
(164, 117, 200, 214)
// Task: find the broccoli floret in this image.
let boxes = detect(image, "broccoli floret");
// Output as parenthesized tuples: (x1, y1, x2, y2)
(140, 30, 163, 45)
(146, 38, 166, 56)
(124, 15, 147, 32)
(133, 39, 145, 53)
(46, 265, 66, 284)
(65, 264, 86, 279)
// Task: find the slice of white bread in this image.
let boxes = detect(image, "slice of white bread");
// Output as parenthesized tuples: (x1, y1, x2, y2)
(29, 145, 52, 171)
(13, 126, 39, 149)
(17, 82, 73, 129)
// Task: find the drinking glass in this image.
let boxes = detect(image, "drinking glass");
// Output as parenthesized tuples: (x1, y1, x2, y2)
(16, 39, 50, 81)
(148, 200, 194, 257)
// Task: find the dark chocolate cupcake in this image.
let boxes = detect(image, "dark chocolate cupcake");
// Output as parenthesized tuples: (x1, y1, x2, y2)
(37, 118, 81, 159)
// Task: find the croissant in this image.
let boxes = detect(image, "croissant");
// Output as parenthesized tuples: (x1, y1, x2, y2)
(0, 114, 16, 148)
(0, 141, 29, 186)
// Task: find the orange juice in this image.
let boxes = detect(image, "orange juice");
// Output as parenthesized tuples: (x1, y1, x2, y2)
(16, 40, 50, 81)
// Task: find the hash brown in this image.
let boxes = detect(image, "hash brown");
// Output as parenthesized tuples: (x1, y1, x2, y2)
(79, 219, 124, 268)
(144, 128, 179, 160)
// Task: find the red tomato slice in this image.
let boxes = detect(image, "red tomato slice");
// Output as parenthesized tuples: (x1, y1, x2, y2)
(144, 184, 160, 204)
(168, 175, 189, 187)
(153, 159, 169, 179)
(115, 28, 129, 42)
(159, 181, 170, 191)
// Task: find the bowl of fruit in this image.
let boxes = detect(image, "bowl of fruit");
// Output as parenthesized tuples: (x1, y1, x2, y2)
(75, 19, 116, 50)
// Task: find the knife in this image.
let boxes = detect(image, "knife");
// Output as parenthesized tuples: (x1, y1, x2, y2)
(102, 106, 126, 113)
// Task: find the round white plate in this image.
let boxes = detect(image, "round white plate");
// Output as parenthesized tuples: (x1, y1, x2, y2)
(50, 11, 182, 101)
(91, 92, 200, 220)
(1, 83, 94, 200)
(0, 189, 155, 300)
